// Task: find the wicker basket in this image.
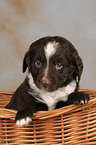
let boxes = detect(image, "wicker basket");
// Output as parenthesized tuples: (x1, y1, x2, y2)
(0, 89, 96, 145)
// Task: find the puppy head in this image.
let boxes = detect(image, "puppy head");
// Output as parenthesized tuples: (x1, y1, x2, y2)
(23, 36, 83, 91)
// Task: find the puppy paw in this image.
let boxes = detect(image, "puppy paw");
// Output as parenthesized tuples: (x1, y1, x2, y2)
(68, 92, 90, 105)
(15, 117, 32, 127)
(16, 117, 32, 127)
(15, 110, 32, 127)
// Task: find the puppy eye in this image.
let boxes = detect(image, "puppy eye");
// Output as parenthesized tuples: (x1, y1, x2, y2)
(35, 60, 42, 68)
(55, 63, 63, 70)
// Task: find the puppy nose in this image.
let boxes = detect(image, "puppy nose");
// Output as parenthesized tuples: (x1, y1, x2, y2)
(41, 78, 50, 88)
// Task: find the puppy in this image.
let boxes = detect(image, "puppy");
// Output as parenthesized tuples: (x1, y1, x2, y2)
(5, 36, 90, 127)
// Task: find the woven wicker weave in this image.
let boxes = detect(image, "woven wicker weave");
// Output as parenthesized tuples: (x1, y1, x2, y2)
(0, 89, 96, 145)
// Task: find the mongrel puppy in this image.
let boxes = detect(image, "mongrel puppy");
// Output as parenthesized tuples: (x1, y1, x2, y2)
(5, 36, 90, 127)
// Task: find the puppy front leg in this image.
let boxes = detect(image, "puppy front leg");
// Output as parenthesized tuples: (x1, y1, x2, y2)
(15, 101, 37, 127)
(15, 109, 34, 127)
(68, 91, 90, 105)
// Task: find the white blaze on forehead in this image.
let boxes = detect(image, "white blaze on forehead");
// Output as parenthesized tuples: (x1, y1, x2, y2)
(44, 41, 58, 59)
(44, 42, 58, 76)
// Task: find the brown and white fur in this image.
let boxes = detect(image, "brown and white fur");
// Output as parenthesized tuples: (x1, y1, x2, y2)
(5, 36, 90, 127)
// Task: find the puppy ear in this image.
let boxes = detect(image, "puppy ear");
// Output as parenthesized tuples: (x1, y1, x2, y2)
(23, 51, 30, 73)
(73, 51, 83, 81)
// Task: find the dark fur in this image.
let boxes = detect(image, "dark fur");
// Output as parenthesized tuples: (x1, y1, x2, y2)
(5, 36, 90, 125)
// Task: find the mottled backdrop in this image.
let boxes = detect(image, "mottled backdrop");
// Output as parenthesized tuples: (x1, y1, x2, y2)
(0, 0, 96, 91)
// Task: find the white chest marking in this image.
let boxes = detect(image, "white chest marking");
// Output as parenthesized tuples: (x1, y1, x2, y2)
(28, 73, 76, 111)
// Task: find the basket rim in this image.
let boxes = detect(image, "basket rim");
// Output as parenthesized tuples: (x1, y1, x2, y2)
(0, 89, 96, 120)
